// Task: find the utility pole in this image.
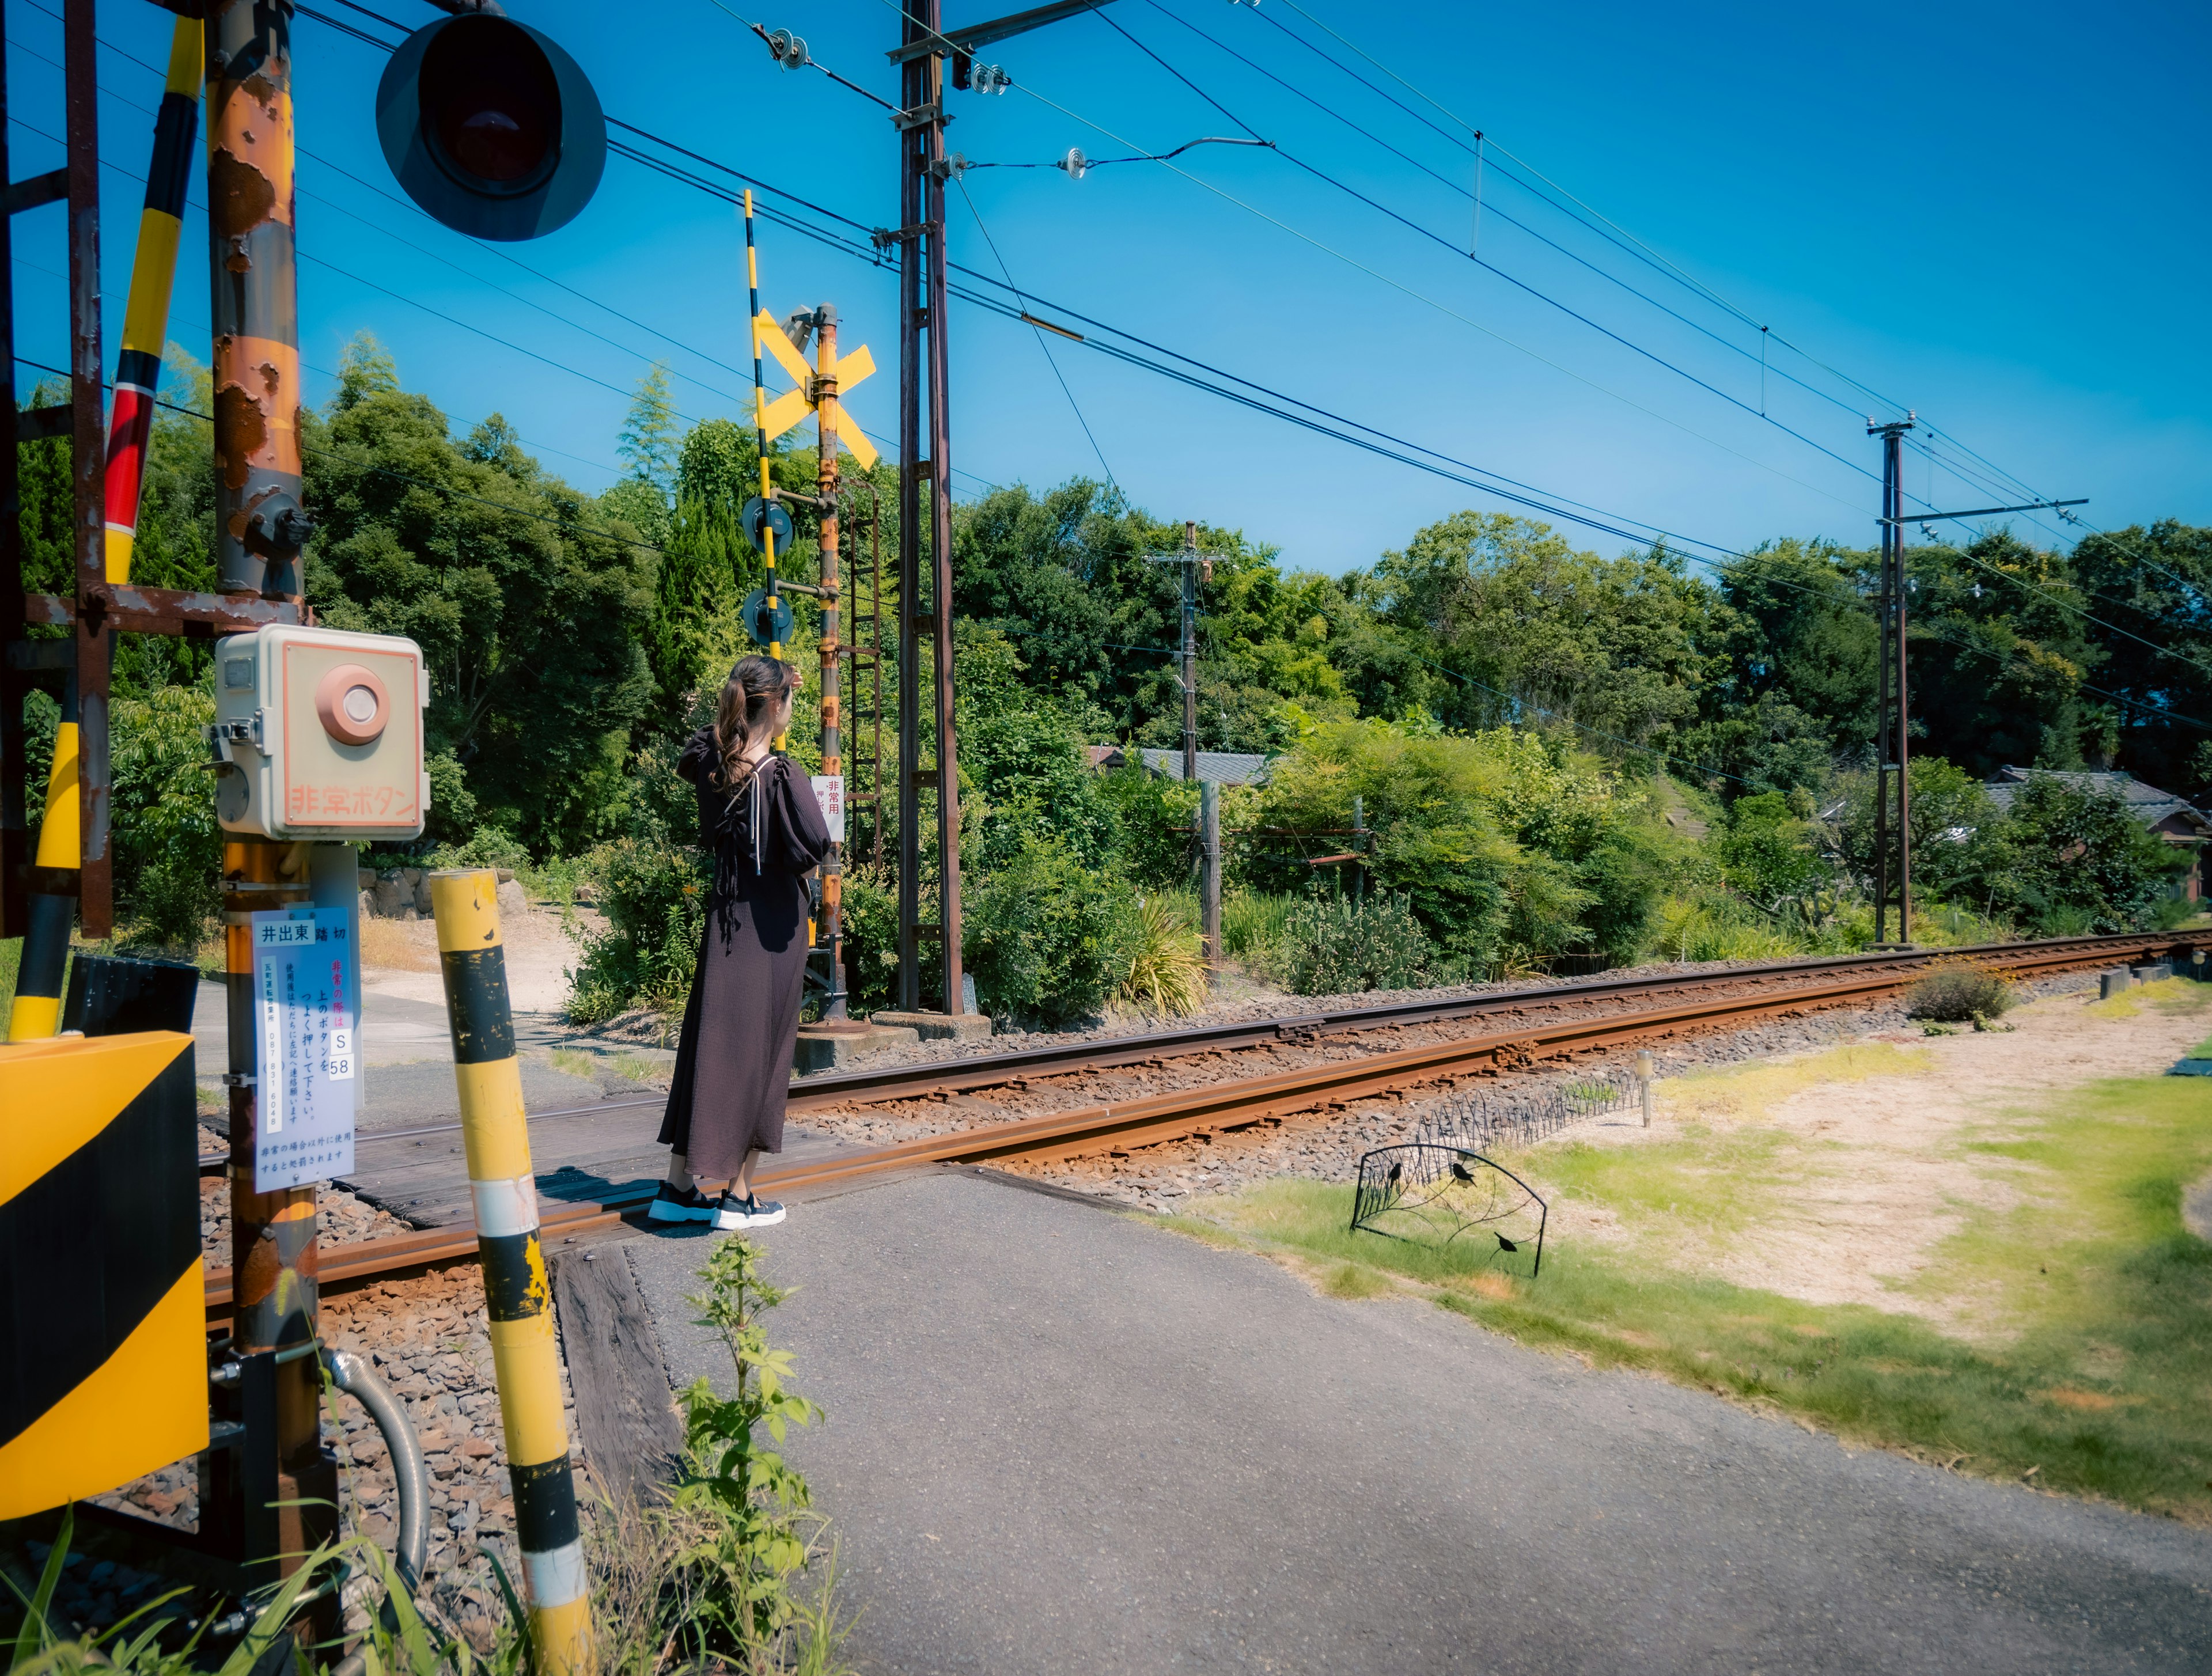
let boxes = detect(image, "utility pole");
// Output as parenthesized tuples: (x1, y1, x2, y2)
(814, 304, 859, 1025)
(205, 0, 336, 1607)
(887, 0, 1115, 1016)
(1863, 461, 2089, 947)
(1199, 779, 1221, 981)
(892, 0, 960, 1014)
(1180, 518, 1199, 786)
(1868, 415, 1914, 947)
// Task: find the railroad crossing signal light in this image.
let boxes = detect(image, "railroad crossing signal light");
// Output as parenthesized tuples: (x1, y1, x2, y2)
(753, 310, 879, 469)
(376, 14, 606, 241)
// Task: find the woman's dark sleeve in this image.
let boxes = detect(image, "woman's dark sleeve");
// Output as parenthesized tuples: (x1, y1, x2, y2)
(772, 760, 834, 873)
(677, 727, 718, 787)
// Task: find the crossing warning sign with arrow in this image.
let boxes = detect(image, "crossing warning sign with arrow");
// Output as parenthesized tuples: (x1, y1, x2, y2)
(755, 310, 878, 470)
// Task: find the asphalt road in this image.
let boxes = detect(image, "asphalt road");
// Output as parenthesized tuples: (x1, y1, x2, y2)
(631, 1169, 2212, 1675)
(187, 977, 662, 1133)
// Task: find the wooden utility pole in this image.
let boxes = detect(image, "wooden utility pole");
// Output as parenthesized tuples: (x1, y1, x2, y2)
(1869, 416, 1914, 947)
(1180, 519, 1199, 786)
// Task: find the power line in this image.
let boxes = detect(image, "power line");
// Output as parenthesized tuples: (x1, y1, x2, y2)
(1095, 10, 1888, 494)
(8, 13, 993, 497)
(953, 177, 1118, 489)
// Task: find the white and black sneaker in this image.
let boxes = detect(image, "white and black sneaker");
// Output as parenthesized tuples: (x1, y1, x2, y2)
(648, 1182, 718, 1224)
(713, 1192, 789, 1231)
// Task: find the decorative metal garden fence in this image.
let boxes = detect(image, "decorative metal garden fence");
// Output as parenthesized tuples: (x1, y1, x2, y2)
(1347, 1063, 1649, 1275)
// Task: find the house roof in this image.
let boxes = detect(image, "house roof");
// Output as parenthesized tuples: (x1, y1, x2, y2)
(1984, 767, 2212, 837)
(1130, 748, 1272, 786)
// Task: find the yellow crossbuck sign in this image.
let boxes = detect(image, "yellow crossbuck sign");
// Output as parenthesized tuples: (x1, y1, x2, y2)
(753, 310, 878, 469)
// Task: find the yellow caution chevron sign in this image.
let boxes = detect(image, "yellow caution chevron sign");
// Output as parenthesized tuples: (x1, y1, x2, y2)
(0, 1032, 207, 1519)
(753, 309, 878, 470)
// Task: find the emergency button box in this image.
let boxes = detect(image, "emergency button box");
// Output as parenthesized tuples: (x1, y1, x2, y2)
(210, 624, 430, 841)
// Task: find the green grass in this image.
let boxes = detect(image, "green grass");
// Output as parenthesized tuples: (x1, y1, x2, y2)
(1221, 890, 1296, 959)
(1170, 1068, 2212, 1516)
(547, 1046, 600, 1082)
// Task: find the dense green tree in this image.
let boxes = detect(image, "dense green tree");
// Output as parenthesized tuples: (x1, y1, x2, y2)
(301, 335, 656, 854)
(1902, 530, 2103, 778)
(2066, 521, 2212, 798)
(1347, 513, 1726, 771)
(1987, 773, 2186, 933)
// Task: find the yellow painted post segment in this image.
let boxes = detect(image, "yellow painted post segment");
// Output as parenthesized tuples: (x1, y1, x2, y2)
(32, 724, 78, 867)
(429, 869, 594, 1676)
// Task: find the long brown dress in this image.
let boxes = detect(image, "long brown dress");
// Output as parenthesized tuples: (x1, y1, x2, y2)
(658, 728, 832, 1181)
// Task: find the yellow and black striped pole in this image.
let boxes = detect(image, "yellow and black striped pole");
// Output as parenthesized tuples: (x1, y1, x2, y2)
(6, 18, 199, 1044)
(429, 870, 593, 1676)
(743, 187, 781, 665)
(6, 673, 79, 1041)
(103, 13, 200, 584)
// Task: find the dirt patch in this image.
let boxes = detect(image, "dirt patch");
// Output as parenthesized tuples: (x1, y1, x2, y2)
(361, 903, 592, 1015)
(1555, 983, 2212, 1330)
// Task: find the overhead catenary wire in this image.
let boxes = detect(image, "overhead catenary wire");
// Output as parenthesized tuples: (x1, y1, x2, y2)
(953, 176, 1118, 488)
(1092, 8, 1886, 492)
(8, 14, 1000, 497)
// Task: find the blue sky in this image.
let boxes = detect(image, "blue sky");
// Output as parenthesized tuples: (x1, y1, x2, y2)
(6, 0, 2206, 578)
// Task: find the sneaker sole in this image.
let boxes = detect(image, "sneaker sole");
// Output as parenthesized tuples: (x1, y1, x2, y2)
(713, 1206, 789, 1231)
(648, 1201, 713, 1224)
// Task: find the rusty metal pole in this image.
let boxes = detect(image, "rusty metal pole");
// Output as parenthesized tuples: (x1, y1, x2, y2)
(220, 840, 332, 1584)
(64, 0, 109, 939)
(895, 25, 923, 1013)
(923, 64, 965, 1016)
(1891, 426, 1912, 943)
(207, 0, 332, 1597)
(207, 0, 309, 602)
(815, 305, 856, 1023)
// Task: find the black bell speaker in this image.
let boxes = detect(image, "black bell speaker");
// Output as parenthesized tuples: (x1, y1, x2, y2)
(376, 14, 606, 241)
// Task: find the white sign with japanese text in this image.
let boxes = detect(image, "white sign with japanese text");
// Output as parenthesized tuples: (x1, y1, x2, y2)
(810, 775, 846, 844)
(252, 907, 357, 1192)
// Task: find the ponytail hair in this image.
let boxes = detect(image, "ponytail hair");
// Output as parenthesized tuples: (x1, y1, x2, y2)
(713, 655, 798, 794)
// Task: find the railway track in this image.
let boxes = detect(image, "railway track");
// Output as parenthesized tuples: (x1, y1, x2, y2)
(203, 930, 2191, 1318)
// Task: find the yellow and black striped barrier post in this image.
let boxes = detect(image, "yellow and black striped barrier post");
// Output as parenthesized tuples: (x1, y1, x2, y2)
(0, 1030, 206, 1519)
(429, 870, 594, 1676)
(6, 672, 80, 1042)
(103, 12, 200, 585)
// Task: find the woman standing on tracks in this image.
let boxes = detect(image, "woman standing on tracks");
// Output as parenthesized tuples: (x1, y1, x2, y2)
(653, 654, 831, 1232)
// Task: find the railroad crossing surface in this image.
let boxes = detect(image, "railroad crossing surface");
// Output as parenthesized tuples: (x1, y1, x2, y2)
(631, 1169, 2210, 1675)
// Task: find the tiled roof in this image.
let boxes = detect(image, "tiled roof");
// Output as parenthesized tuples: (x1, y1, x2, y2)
(1984, 767, 2212, 836)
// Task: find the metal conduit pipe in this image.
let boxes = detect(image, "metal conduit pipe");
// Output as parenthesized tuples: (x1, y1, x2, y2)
(323, 1346, 429, 1592)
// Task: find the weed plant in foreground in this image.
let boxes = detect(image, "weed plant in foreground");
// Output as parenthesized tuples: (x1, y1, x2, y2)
(1172, 1068, 2212, 1519)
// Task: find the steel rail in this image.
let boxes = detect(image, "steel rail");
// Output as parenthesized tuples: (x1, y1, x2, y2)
(202, 930, 2188, 1318)
(783, 930, 2179, 1110)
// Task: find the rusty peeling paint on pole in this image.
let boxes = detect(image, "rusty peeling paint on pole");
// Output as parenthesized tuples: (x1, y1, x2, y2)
(206, 0, 308, 599)
(65, 0, 111, 936)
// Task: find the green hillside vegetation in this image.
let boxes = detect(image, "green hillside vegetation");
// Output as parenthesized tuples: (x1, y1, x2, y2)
(11, 338, 2205, 1022)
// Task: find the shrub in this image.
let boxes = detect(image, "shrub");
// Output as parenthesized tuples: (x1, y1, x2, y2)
(1906, 966, 2016, 1023)
(1263, 892, 1444, 996)
(108, 684, 222, 951)
(566, 835, 706, 1025)
(836, 865, 899, 1016)
(668, 1235, 843, 1665)
(1116, 895, 1209, 1016)
(963, 835, 1132, 1026)
(1991, 775, 2188, 934)
(425, 824, 532, 875)
(1222, 888, 1294, 958)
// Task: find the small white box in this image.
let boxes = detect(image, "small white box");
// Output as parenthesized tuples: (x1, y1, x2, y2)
(210, 624, 430, 841)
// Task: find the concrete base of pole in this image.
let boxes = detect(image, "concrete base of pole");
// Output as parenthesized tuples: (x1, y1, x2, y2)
(870, 1010, 994, 1044)
(793, 1021, 916, 1074)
